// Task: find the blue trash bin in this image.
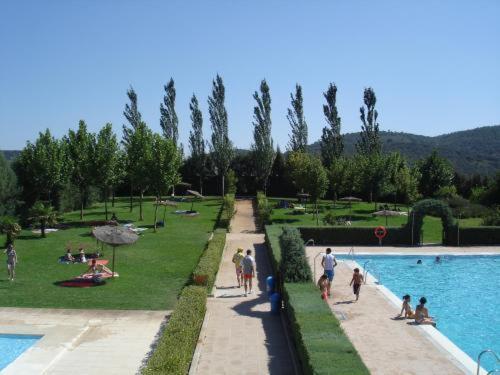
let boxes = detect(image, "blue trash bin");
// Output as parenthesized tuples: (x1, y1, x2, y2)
(266, 276, 275, 298)
(270, 292, 281, 315)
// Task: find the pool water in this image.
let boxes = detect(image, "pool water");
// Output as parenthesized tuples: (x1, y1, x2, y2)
(0, 334, 42, 370)
(345, 255, 500, 371)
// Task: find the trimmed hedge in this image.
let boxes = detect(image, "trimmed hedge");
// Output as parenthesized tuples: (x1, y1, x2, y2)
(216, 193, 235, 229)
(280, 227, 312, 282)
(265, 225, 369, 375)
(299, 226, 412, 246)
(143, 286, 207, 375)
(256, 191, 272, 230)
(192, 229, 227, 290)
(444, 225, 500, 245)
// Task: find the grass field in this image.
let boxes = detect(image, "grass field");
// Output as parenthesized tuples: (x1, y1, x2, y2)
(0, 197, 221, 310)
(267, 198, 482, 244)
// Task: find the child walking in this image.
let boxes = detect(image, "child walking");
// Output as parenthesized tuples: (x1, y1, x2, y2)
(349, 268, 364, 301)
(317, 274, 329, 300)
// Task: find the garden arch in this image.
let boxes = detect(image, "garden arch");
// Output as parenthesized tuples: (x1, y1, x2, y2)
(408, 199, 456, 245)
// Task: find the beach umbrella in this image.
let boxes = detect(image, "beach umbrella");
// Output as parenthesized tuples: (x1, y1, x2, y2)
(154, 200, 178, 223)
(372, 210, 403, 226)
(187, 190, 204, 211)
(92, 226, 138, 278)
(340, 196, 362, 218)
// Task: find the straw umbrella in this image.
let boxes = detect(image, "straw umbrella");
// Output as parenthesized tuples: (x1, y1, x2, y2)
(187, 190, 204, 212)
(154, 200, 178, 224)
(92, 226, 138, 278)
(340, 196, 362, 219)
(372, 209, 405, 226)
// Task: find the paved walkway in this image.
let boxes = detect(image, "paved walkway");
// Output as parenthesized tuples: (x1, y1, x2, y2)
(306, 249, 466, 375)
(0, 308, 168, 375)
(191, 200, 297, 375)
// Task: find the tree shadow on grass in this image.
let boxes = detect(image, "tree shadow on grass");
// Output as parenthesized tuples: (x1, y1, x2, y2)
(16, 234, 42, 241)
(271, 218, 301, 224)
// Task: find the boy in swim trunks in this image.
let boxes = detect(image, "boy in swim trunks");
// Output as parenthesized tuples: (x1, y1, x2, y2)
(349, 268, 363, 301)
(232, 248, 244, 287)
(241, 249, 255, 296)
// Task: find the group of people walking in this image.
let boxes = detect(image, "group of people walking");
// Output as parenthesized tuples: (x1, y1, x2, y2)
(232, 248, 256, 296)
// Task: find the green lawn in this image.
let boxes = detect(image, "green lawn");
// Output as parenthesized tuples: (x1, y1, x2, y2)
(267, 198, 481, 244)
(0, 197, 221, 310)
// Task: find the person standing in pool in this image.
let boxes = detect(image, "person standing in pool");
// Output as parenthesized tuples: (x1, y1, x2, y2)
(321, 248, 337, 297)
(415, 297, 436, 326)
(4, 243, 17, 281)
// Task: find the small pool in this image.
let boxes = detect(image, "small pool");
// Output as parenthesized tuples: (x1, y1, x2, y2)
(343, 254, 500, 372)
(0, 334, 42, 370)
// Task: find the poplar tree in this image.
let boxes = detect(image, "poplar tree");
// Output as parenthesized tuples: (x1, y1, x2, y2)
(188, 94, 206, 194)
(160, 78, 179, 146)
(356, 87, 381, 156)
(208, 75, 234, 196)
(320, 83, 343, 167)
(251, 79, 275, 193)
(287, 84, 308, 152)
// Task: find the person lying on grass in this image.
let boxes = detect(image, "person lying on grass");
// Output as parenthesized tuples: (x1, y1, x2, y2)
(414, 297, 436, 326)
(396, 294, 415, 319)
(81, 259, 113, 276)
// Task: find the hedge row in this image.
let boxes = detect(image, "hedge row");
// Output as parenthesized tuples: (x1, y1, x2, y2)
(444, 225, 500, 245)
(192, 228, 227, 291)
(265, 225, 369, 375)
(143, 286, 207, 375)
(216, 193, 235, 229)
(299, 226, 412, 246)
(256, 191, 272, 230)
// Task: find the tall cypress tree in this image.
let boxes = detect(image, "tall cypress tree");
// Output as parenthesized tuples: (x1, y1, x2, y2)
(356, 87, 381, 156)
(320, 83, 343, 167)
(252, 79, 275, 193)
(122, 87, 142, 147)
(160, 78, 179, 146)
(287, 84, 308, 152)
(188, 94, 206, 194)
(208, 75, 234, 196)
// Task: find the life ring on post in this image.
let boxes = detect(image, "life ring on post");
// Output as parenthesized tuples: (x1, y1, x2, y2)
(374, 226, 387, 245)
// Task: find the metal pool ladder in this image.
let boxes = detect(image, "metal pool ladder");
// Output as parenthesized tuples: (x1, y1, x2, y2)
(362, 260, 381, 284)
(477, 349, 499, 375)
(347, 247, 355, 262)
(304, 239, 315, 246)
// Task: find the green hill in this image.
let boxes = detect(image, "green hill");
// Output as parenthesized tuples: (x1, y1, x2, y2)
(308, 125, 500, 176)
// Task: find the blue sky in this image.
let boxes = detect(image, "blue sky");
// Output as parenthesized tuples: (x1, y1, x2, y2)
(1, 1, 499, 151)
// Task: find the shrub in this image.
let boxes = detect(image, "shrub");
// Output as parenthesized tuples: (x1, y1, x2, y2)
(256, 192, 272, 229)
(0, 216, 21, 245)
(143, 286, 207, 375)
(482, 209, 500, 226)
(279, 227, 312, 282)
(192, 229, 227, 291)
(216, 193, 235, 229)
(322, 210, 336, 226)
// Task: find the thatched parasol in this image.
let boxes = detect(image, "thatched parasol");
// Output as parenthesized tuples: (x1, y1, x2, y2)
(340, 196, 362, 218)
(92, 226, 138, 278)
(372, 210, 403, 226)
(187, 190, 204, 211)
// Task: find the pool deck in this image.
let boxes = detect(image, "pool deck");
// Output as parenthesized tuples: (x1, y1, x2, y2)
(306, 246, 500, 375)
(0, 307, 169, 374)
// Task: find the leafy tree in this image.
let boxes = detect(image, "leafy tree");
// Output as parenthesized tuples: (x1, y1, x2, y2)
(13, 129, 66, 208)
(356, 87, 381, 156)
(188, 94, 206, 194)
(383, 152, 419, 207)
(320, 83, 343, 167)
(279, 226, 312, 282)
(226, 169, 238, 195)
(268, 146, 289, 197)
(149, 135, 182, 231)
(29, 201, 57, 238)
(480, 172, 500, 206)
(417, 150, 455, 197)
(251, 79, 275, 193)
(127, 122, 153, 221)
(328, 157, 352, 204)
(94, 123, 120, 220)
(208, 75, 234, 196)
(122, 87, 143, 211)
(288, 152, 328, 224)
(0, 216, 21, 245)
(160, 78, 179, 146)
(353, 153, 388, 206)
(65, 120, 96, 220)
(0, 153, 18, 216)
(287, 84, 308, 152)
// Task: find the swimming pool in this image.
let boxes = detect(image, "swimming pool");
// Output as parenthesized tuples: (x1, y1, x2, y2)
(0, 334, 42, 370)
(345, 254, 499, 372)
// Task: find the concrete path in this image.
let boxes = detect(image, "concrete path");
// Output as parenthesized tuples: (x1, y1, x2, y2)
(0, 307, 168, 375)
(306, 249, 466, 375)
(191, 200, 297, 375)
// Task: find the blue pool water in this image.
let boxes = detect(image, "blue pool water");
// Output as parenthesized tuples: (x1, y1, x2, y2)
(345, 255, 500, 371)
(0, 334, 42, 370)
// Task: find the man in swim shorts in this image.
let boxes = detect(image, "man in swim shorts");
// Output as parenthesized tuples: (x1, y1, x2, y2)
(241, 249, 255, 296)
(4, 243, 17, 281)
(321, 248, 337, 297)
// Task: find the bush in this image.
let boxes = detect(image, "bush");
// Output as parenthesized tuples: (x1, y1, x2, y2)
(279, 227, 312, 283)
(215, 193, 235, 229)
(322, 210, 336, 226)
(192, 229, 227, 291)
(256, 192, 272, 229)
(0, 216, 21, 245)
(299, 226, 412, 246)
(143, 286, 207, 375)
(446, 196, 491, 218)
(482, 209, 500, 226)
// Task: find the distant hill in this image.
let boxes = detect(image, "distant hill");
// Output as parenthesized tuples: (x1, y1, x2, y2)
(308, 125, 500, 176)
(1, 150, 20, 162)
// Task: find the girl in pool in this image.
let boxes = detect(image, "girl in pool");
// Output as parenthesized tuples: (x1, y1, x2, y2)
(397, 294, 415, 319)
(414, 297, 436, 326)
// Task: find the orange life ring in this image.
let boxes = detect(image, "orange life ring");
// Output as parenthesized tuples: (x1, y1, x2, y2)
(374, 226, 387, 239)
